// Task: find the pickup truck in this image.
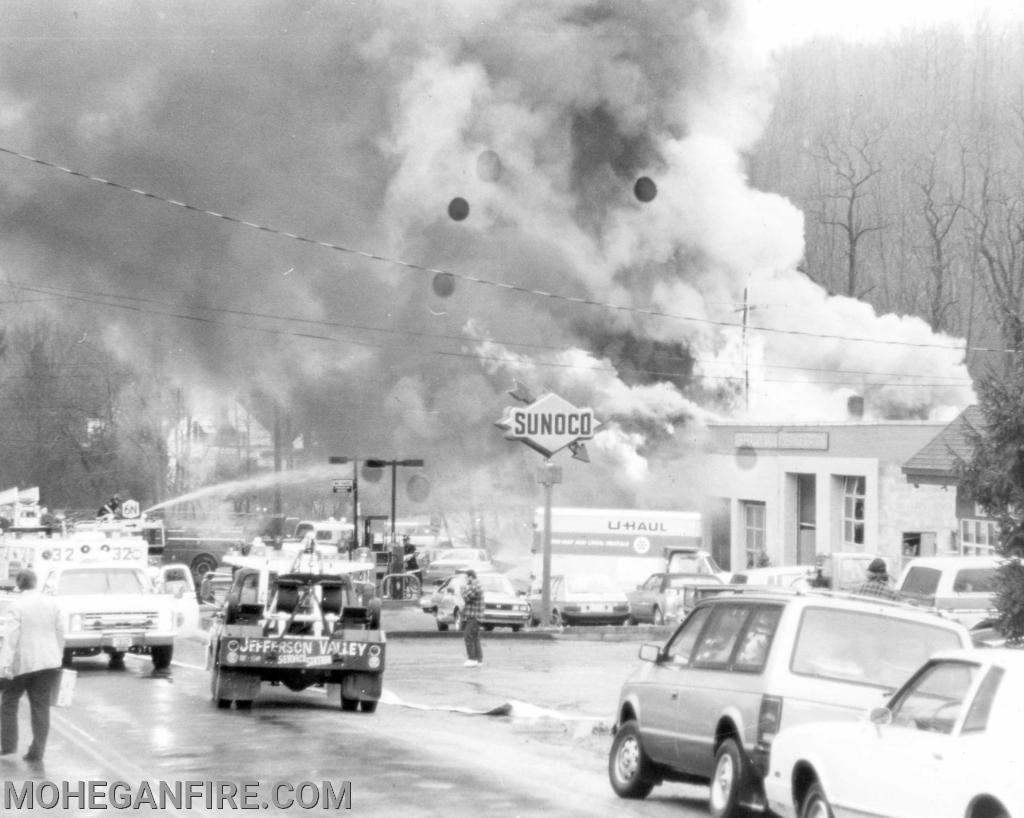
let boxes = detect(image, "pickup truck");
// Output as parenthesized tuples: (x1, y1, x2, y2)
(895, 555, 1001, 629)
(625, 572, 724, 625)
(43, 562, 179, 671)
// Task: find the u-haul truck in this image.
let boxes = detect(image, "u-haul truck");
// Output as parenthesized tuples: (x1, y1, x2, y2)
(532, 507, 722, 590)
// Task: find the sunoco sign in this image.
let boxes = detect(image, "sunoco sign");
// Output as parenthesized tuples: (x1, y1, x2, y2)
(495, 392, 599, 458)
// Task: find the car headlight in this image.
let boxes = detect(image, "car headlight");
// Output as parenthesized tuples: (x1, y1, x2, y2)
(68, 613, 82, 632)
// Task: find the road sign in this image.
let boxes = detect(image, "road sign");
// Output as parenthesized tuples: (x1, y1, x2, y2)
(332, 479, 354, 493)
(495, 392, 599, 459)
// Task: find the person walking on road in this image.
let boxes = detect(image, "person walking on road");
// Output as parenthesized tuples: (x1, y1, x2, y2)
(855, 558, 898, 601)
(461, 569, 484, 667)
(0, 569, 66, 762)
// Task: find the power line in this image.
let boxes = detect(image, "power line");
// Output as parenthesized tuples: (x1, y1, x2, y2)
(0, 145, 975, 354)
(1, 278, 974, 388)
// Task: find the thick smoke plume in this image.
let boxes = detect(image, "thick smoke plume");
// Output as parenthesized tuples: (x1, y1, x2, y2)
(0, 1, 974, 544)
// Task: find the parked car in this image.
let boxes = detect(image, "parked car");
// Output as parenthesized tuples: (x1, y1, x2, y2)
(607, 588, 972, 817)
(895, 555, 1001, 629)
(429, 571, 530, 632)
(765, 648, 1024, 818)
(729, 565, 811, 590)
(626, 572, 724, 625)
(420, 547, 494, 588)
(528, 574, 630, 627)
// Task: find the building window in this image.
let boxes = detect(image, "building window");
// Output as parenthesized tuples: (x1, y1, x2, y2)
(842, 476, 865, 548)
(961, 518, 998, 556)
(742, 501, 767, 568)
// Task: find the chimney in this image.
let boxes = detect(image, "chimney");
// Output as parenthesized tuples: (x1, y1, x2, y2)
(847, 395, 864, 420)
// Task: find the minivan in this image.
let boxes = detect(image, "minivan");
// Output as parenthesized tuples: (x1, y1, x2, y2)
(608, 588, 972, 818)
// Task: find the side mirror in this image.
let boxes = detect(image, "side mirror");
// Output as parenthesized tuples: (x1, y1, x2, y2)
(869, 706, 892, 726)
(638, 642, 662, 663)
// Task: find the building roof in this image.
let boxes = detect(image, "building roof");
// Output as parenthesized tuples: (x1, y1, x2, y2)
(901, 406, 984, 485)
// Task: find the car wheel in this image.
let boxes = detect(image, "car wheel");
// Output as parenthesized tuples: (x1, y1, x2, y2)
(359, 699, 378, 713)
(436, 617, 449, 632)
(453, 608, 463, 631)
(799, 782, 834, 818)
(608, 720, 655, 799)
(511, 625, 521, 633)
(709, 737, 751, 818)
(151, 645, 174, 671)
(108, 651, 126, 670)
(652, 606, 664, 626)
(191, 554, 218, 583)
(210, 664, 230, 709)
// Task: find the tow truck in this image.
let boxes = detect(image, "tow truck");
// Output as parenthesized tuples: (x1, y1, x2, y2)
(206, 537, 385, 712)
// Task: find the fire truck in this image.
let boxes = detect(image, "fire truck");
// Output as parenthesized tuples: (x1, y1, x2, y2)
(206, 540, 385, 712)
(0, 489, 187, 670)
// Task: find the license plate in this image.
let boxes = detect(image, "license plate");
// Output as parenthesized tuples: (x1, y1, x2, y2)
(112, 636, 132, 651)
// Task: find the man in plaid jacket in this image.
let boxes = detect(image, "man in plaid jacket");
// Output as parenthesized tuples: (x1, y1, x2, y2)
(855, 558, 898, 601)
(460, 570, 485, 667)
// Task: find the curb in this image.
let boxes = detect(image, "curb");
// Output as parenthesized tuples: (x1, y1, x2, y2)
(386, 625, 674, 642)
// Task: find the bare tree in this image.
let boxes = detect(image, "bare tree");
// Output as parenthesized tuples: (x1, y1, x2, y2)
(914, 141, 969, 332)
(812, 118, 888, 298)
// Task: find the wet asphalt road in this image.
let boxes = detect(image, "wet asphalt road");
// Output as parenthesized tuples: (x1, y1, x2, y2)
(0, 605, 711, 817)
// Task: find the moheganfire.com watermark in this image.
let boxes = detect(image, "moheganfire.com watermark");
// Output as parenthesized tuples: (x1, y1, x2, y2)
(4, 780, 352, 810)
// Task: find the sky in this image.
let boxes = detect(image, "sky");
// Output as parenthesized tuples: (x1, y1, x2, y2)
(751, 0, 1024, 51)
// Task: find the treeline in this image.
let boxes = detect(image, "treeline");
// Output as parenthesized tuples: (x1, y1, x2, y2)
(748, 20, 1024, 375)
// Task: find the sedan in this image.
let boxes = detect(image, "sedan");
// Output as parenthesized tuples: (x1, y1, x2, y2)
(420, 547, 495, 588)
(765, 648, 1024, 818)
(625, 572, 723, 625)
(431, 571, 531, 632)
(528, 574, 630, 627)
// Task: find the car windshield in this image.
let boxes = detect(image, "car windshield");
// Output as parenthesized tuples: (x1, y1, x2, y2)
(564, 575, 617, 594)
(479, 574, 515, 595)
(56, 568, 147, 595)
(791, 607, 965, 690)
(890, 660, 982, 735)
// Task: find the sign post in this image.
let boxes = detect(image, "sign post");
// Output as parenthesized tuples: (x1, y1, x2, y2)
(495, 391, 598, 627)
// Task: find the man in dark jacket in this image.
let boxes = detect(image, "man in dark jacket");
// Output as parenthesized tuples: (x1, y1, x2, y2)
(460, 569, 484, 667)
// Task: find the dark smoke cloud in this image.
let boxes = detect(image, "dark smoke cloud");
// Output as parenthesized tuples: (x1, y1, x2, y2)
(0, 1, 973, 544)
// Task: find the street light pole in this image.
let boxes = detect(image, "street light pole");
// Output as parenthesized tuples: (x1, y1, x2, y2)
(365, 458, 424, 600)
(364, 459, 425, 545)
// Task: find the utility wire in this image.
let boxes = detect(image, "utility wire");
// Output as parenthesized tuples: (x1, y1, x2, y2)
(0, 145, 974, 354)
(2, 278, 974, 388)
